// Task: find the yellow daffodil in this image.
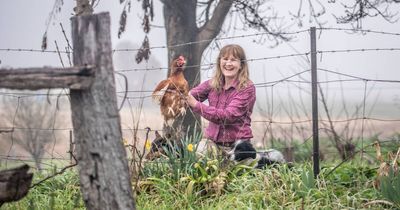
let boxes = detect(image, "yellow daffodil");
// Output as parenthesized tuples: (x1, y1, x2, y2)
(123, 138, 128, 146)
(145, 140, 151, 151)
(187, 144, 193, 152)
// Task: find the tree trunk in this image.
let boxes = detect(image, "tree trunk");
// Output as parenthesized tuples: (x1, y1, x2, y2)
(162, 0, 233, 138)
(163, 1, 201, 138)
(70, 13, 135, 210)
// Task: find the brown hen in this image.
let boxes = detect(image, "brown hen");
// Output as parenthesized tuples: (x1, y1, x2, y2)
(152, 55, 189, 125)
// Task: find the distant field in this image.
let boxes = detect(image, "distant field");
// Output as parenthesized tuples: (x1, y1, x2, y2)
(1, 102, 399, 165)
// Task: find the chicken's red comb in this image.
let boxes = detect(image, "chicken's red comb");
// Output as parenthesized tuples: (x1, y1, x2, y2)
(177, 55, 186, 67)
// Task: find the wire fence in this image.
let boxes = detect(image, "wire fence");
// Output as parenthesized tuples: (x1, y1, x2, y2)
(1, 27, 400, 188)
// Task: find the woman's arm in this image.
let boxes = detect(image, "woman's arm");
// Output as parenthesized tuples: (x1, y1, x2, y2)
(190, 84, 256, 124)
(189, 80, 211, 102)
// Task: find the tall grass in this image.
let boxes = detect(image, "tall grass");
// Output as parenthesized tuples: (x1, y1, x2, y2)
(4, 162, 398, 209)
(3, 169, 84, 210)
(137, 162, 397, 209)
(4, 134, 399, 209)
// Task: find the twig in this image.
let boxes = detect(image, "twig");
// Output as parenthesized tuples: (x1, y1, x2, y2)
(30, 163, 77, 189)
(29, 154, 78, 189)
(59, 23, 73, 51)
(54, 40, 65, 68)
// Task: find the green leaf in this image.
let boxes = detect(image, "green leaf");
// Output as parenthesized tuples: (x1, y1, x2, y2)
(186, 180, 196, 195)
(379, 167, 400, 206)
(301, 169, 315, 190)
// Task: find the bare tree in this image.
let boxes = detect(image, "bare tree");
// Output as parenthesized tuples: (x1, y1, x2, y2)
(0, 95, 57, 171)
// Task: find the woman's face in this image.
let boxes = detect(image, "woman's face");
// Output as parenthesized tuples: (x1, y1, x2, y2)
(220, 54, 241, 80)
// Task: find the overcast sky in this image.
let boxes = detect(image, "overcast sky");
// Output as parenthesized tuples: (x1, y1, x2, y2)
(1, 0, 399, 114)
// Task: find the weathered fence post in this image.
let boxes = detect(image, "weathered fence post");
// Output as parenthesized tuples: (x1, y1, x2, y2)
(310, 27, 320, 178)
(70, 12, 135, 209)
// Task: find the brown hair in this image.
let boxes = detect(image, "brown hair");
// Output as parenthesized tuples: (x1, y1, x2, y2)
(210, 44, 250, 91)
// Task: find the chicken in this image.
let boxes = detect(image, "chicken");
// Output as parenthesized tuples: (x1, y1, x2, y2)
(152, 55, 189, 125)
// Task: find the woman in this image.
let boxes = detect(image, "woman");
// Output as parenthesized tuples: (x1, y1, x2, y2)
(187, 44, 256, 151)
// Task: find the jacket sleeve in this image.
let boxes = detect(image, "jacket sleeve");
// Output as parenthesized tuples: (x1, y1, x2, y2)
(192, 84, 256, 124)
(190, 80, 211, 102)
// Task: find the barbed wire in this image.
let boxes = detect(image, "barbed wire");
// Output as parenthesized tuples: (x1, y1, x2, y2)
(122, 68, 400, 95)
(0, 29, 309, 55)
(0, 115, 398, 133)
(2, 46, 398, 57)
(0, 155, 70, 161)
(318, 48, 400, 54)
(318, 27, 400, 36)
(252, 117, 400, 124)
(0, 48, 70, 54)
(116, 29, 310, 52)
(115, 47, 399, 72)
(2, 27, 400, 55)
(318, 68, 400, 83)
(114, 52, 310, 72)
(1, 70, 398, 99)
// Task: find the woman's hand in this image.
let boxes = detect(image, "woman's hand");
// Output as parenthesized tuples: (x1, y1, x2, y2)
(186, 93, 198, 108)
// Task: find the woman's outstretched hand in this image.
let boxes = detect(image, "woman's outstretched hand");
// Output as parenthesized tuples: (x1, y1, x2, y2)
(186, 93, 198, 108)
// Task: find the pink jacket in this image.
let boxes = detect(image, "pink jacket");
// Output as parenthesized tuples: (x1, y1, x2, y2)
(190, 79, 256, 144)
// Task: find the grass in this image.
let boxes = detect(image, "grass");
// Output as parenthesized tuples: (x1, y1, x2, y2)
(3, 161, 398, 210)
(2, 168, 84, 210)
(3, 133, 399, 209)
(136, 162, 396, 209)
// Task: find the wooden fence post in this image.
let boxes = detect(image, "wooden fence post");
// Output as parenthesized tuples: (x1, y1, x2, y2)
(70, 12, 135, 209)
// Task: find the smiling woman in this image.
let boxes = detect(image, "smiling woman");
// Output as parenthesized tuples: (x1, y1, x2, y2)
(187, 44, 256, 153)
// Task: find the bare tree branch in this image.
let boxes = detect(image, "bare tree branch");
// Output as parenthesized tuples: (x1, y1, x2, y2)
(232, 0, 292, 46)
(197, 0, 234, 51)
(335, 0, 399, 28)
